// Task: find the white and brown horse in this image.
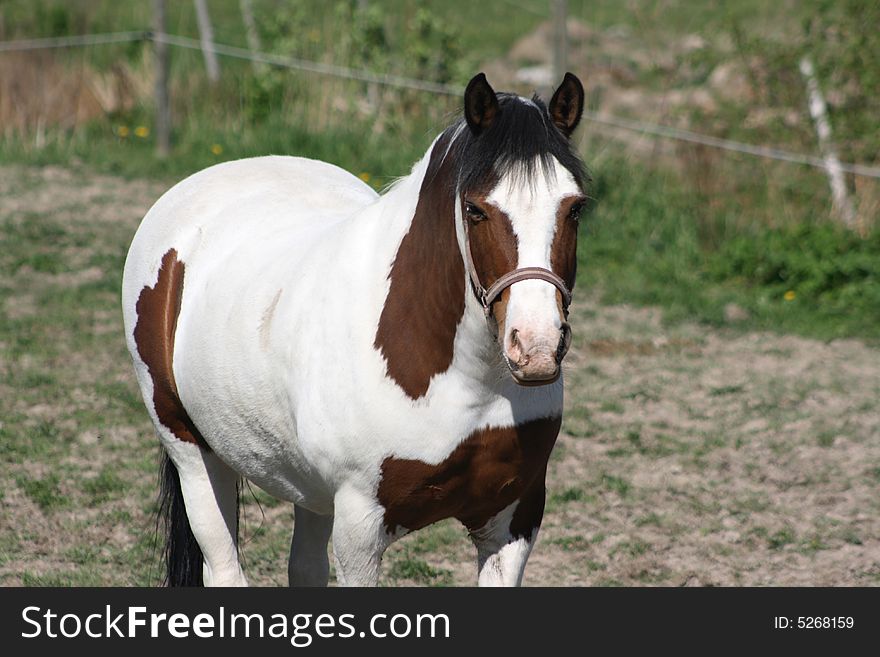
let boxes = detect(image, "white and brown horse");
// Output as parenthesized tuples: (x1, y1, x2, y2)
(122, 73, 587, 586)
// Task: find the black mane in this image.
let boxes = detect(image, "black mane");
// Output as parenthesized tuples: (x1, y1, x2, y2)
(443, 92, 588, 193)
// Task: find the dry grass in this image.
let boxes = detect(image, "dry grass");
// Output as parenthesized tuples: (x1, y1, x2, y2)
(0, 50, 149, 139)
(1, 164, 878, 586)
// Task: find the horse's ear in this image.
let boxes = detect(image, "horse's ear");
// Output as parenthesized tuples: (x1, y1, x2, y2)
(464, 73, 499, 135)
(549, 72, 585, 138)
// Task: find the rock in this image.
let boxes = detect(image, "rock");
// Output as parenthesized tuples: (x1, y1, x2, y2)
(680, 34, 707, 53)
(682, 574, 703, 587)
(515, 65, 554, 88)
(509, 18, 596, 64)
(724, 303, 751, 323)
(709, 62, 753, 102)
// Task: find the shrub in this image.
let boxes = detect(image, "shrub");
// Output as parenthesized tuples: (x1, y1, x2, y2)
(710, 222, 880, 316)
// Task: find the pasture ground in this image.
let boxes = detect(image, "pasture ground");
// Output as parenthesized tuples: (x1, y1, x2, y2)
(1, 164, 878, 586)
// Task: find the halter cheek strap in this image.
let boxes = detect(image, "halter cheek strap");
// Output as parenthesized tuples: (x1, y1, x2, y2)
(461, 213, 572, 322)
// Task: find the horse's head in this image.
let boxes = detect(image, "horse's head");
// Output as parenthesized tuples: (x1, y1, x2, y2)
(455, 73, 587, 386)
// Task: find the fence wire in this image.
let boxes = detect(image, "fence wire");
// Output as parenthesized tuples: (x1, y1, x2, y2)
(0, 31, 147, 52)
(150, 32, 461, 96)
(0, 30, 878, 180)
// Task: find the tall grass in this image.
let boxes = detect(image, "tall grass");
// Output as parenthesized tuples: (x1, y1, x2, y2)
(582, 154, 880, 340)
(0, 0, 877, 341)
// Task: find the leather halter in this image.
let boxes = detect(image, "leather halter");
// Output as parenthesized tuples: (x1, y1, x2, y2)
(461, 209, 572, 322)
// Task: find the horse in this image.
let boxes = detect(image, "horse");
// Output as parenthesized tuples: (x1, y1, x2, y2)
(122, 72, 588, 587)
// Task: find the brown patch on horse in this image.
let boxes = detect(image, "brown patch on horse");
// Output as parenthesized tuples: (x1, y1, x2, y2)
(133, 248, 208, 449)
(509, 462, 549, 539)
(377, 416, 560, 535)
(550, 195, 582, 293)
(375, 132, 465, 399)
(464, 194, 518, 336)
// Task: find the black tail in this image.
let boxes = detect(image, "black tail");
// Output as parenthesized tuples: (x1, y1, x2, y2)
(158, 451, 204, 586)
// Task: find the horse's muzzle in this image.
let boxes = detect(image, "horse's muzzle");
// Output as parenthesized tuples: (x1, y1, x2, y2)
(504, 323, 571, 386)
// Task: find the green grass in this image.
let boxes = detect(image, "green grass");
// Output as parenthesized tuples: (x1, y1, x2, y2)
(20, 569, 106, 586)
(82, 467, 127, 504)
(610, 539, 650, 558)
(0, 2, 877, 343)
(0, 164, 172, 585)
(634, 513, 663, 527)
(1, 0, 878, 588)
(767, 527, 797, 550)
(549, 535, 590, 551)
(580, 156, 880, 342)
(16, 473, 69, 511)
(406, 520, 463, 555)
(386, 554, 453, 586)
(600, 473, 631, 497)
(551, 487, 587, 503)
(710, 384, 745, 396)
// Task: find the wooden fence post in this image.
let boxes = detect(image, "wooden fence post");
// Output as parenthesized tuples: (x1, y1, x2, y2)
(194, 0, 221, 83)
(799, 56, 856, 228)
(552, 0, 568, 84)
(153, 0, 171, 157)
(239, 0, 264, 73)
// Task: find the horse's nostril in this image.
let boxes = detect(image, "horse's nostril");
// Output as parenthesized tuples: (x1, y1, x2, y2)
(556, 323, 572, 363)
(506, 328, 526, 365)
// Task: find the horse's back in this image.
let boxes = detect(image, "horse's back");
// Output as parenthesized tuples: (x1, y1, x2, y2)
(122, 155, 376, 328)
(121, 156, 378, 504)
(125, 156, 376, 263)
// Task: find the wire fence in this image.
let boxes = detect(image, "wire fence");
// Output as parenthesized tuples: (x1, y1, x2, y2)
(0, 31, 147, 52)
(150, 32, 461, 96)
(1, 30, 878, 180)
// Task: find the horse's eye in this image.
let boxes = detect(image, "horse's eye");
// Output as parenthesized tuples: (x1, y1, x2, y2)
(568, 202, 585, 222)
(464, 201, 487, 222)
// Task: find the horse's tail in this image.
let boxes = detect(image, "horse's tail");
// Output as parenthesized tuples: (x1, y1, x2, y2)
(158, 451, 204, 586)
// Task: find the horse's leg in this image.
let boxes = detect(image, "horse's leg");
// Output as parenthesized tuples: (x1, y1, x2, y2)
(330, 485, 389, 586)
(468, 475, 547, 587)
(288, 505, 334, 587)
(166, 442, 248, 586)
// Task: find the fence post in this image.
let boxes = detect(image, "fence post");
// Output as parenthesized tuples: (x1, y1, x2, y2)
(239, 0, 263, 73)
(153, 0, 171, 157)
(194, 0, 221, 83)
(552, 0, 568, 84)
(799, 56, 856, 228)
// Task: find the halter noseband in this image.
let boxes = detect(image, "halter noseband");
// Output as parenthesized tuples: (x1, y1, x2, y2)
(461, 210, 572, 323)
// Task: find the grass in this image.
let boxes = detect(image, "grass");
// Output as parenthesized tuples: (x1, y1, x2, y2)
(767, 527, 797, 550)
(82, 467, 127, 504)
(0, 166, 170, 585)
(16, 473, 68, 511)
(551, 487, 587, 503)
(600, 473, 631, 497)
(1, 1, 878, 588)
(580, 156, 880, 342)
(406, 520, 463, 555)
(0, 2, 877, 343)
(1, 160, 877, 585)
(549, 535, 590, 551)
(386, 553, 453, 586)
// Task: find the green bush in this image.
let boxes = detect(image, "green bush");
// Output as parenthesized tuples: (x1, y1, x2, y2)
(711, 223, 880, 316)
(582, 157, 880, 340)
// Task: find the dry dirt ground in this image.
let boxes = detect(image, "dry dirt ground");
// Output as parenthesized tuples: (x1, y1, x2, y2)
(1, 165, 878, 586)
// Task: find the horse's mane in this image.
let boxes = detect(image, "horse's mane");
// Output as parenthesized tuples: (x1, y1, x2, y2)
(441, 93, 588, 194)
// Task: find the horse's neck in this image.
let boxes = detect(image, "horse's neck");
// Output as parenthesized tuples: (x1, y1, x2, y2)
(369, 133, 502, 399)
